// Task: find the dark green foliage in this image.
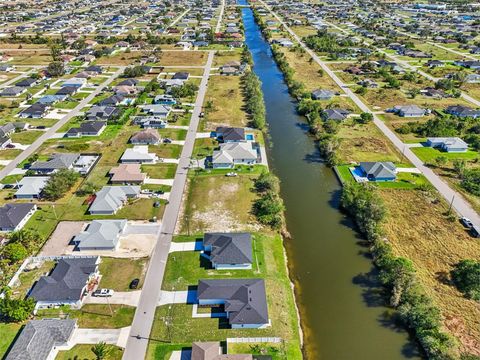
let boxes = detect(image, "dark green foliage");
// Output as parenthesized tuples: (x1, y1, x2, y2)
(451, 259, 480, 301)
(252, 173, 284, 229)
(241, 71, 266, 129)
(42, 169, 79, 201)
(2, 242, 28, 264)
(0, 295, 35, 322)
(461, 169, 480, 196)
(254, 171, 280, 193)
(169, 83, 199, 99)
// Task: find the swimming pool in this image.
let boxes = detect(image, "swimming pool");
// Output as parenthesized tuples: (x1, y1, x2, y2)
(245, 134, 254, 141)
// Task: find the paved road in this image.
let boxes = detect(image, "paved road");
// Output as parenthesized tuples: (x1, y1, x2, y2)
(122, 51, 214, 360)
(261, 2, 480, 228)
(215, 0, 226, 33)
(0, 67, 125, 181)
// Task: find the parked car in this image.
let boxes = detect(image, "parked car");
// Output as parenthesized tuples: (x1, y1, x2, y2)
(93, 289, 114, 297)
(199, 112, 205, 117)
(461, 217, 473, 228)
(163, 138, 172, 143)
(226, 172, 238, 177)
(130, 278, 140, 289)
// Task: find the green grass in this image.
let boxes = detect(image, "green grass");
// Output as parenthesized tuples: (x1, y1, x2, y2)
(36, 304, 135, 328)
(56, 344, 124, 360)
(54, 101, 79, 110)
(411, 147, 480, 163)
(0, 149, 22, 160)
(11, 260, 55, 299)
(158, 128, 187, 141)
(141, 164, 177, 179)
(228, 342, 289, 359)
(162, 235, 264, 291)
(148, 144, 182, 159)
(1, 174, 23, 184)
(99, 257, 148, 291)
(23, 205, 60, 242)
(10, 130, 44, 144)
(0, 323, 22, 359)
(148, 344, 191, 360)
(335, 165, 355, 185)
(147, 234, 302, 360)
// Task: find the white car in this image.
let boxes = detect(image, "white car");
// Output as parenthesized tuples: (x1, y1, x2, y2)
(93, 289, 114, 297)
(225, 172, 238, 177)
(461, 217, 473, 228)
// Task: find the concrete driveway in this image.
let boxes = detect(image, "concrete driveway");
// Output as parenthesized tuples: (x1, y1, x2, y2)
(84, 291, 141, 306)
(124, 223, 161, 235)
(169, 241, 203, 253)
(158, 290, 197, 306)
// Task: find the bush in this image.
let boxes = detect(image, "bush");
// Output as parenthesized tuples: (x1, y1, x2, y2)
(42, 169, 79, 201)
(451, 259, 480, 300)
(254, 172, 280, 193)
(241, 71, 266, 129)
(0, 295, 35, 322)
(253, 192, 284, 229)
(2, 242, 28, 264)
(461, 169, 480, 196)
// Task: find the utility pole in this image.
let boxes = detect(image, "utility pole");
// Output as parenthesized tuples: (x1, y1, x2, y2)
(448, 194, 455, 215)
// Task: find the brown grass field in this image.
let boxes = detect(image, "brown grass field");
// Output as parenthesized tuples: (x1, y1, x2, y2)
(380, 189, 480, 355)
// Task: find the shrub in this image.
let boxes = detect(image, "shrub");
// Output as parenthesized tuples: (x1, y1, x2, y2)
(451, 259, 480, 300)
(0, 295, 35, 322)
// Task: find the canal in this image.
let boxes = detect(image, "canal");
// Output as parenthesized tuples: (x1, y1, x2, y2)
(239, 4, 421, 360)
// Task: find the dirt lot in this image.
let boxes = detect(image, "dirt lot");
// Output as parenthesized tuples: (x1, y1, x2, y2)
(380, 189, 480, 355)
(39, 221, 86, 256)
(159, 50, 208, 66)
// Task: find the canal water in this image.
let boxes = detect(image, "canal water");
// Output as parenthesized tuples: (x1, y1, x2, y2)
(239, 4, 421, 360)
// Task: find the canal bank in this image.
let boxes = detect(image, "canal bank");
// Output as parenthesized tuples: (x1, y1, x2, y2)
(239, 4, 421, 360)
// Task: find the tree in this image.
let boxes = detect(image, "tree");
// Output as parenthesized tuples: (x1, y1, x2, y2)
(47, 61, 65, 77)
(254, 172, 280, 193)
(91, 342, 112, 360)
(3, 242, 28, 264)
(407, 88, 420, 99)
(434, 155, 448, 167)
(451, 259, 480, 300)
(9, 229, 38, 248)
(357, 112, 373, 124)
(42, 169, 79, 201)
(253, 192, 284, 229)
(461, 169, 480, 196)
(49, 42, 62, 61)
(0, 295, 35, 322)
(452, 159, 466, 178)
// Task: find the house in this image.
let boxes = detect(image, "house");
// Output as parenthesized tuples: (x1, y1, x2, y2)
(202, 233, 252, 270)
(120, 145, 157, 163)
(85, 65, 103, 74)
(0, 123, 16, 137)
(392, 105, 425, 117)
(28, 257, 100, 309)
(117, 78, 139, 87)
(73, 219, 127, 251)
(62, 77, 87, 88)
(0, 86, 26, 97)
(37, 94, 67, 104)
(109, 164, 146, 184)
(426, 137, 468, 152)
(212, 142, 258, 169)
(312, 89, 336, 100)
(272, 38, 294, 47)
(133, 116, 167, 129)
(30, 153, 80, 174)
(0, 136, 12, 149)
(172, 72, 189, 81)
(114, 85, 138, 97)
(65, 121, 106, 138)
(86, 106, 121, 120)
(423, 87, 447, 98)
(446, 105, 480, 118)
(322, 108, 349, 121)
(465, 74, 480, 84)
(56, 86, 78, 96)
(359, 162, 397, 182)
(140, 104, 171, 118)
(426, 60, 444, 68)
(154, 94, 177, 105)
(197, 279, 269, 328)
(130, 129, 161, 145)
(0, 203, 36, 232)
(19, 103, 49, 119)
(215, 126, 245, 142)
(89, 185, 140, 214)
(16, 77, 37, 88)
(191, 342, 253, 360)
(98, 94, 125, 106)
(14, 177, 50, 198)
(5, 319, 77, 360)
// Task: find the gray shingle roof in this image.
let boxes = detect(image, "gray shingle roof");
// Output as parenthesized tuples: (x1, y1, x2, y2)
(6, 319, 76, 360)
(203, 233, 252, 265)
(89, 186, 140, 214)
(197, 279, 269, 325)
(0, 203, 35, 230)
(216, 127, 245, 142)
(360, 162, 396, 179)
(30, 153, 79, 171)
(28, 257, 99, 302)
(73, 219, 127, 250)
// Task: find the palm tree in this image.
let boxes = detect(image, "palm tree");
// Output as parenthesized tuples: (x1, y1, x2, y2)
(91, 342, 111, 360)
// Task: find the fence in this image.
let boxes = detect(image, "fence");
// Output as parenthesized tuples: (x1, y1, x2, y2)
(226, 337, 282, 344)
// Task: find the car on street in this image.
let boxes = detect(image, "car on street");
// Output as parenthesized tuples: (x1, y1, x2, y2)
(130, 278, 140, 289)
(93, 288, 114, 297)
(461, 217, 473, 228)
(226, 172, 238, 177)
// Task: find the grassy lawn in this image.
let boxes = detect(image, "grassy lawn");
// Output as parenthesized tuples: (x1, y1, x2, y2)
(203, 75, 248, 129)
(56, 344, 124, 360)
(36, 304, 135, 328)
(11, 260, 55, 299)
(0, 323, 22, 359)
(337, 121, 406, 163)
(411, 147, 480, 163)
(159, 128, 187, 141)
(10, 130, 44, 144)
(379, 189, 480, 353)
(192, 137, 217, 159)
(149, 144, 182, 159)
(229, 342, 289, 359)
(159, 51, 207, 66)
(1, 174, 23, 184)
(147, 234, 302, 360)
(179, 173, 260, 233)
(141, 164, 177, 179)
(162, 234, 265, 291)
(0, 149, 22, 160)
(23, 205, 59, 242)
(99, 257, 148, 291)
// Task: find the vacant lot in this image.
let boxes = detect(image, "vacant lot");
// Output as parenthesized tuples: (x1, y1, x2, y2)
(160, 51, 207, 66)
(203, 75, 247, 129)
(178, 174, 261, 234)
(380, 189, 480, 355)
(57, 344, 123, 360)
(99, 257, 148, 291)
